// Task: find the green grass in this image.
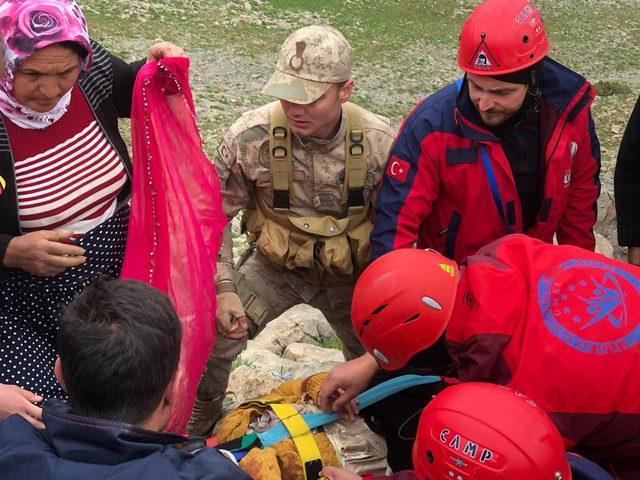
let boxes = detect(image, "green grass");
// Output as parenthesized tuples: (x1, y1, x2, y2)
(595, 81, 633, 97)
(81, 0, 640, 167)
(231, 355, 255, 371)
(318, 337, 343, 351)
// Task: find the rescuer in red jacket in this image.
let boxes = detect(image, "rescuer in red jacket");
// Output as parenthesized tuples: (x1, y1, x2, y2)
(371, 0, 601, 264)
(318, 235, 640, 478)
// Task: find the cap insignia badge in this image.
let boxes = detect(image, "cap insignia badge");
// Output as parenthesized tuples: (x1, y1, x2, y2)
(289, 41, 306, 71)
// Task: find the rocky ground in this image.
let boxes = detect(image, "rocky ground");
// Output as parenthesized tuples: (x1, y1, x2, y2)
(222, 304, 345, 416)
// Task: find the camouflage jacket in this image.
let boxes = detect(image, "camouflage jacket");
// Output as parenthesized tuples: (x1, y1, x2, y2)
(214, 101, 396, 283)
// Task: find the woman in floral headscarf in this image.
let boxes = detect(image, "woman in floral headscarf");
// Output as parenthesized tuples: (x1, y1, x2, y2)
(0, 0, 185, 425)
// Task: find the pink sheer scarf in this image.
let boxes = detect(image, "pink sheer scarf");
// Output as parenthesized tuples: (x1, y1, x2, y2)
(121, 57, 225, 433)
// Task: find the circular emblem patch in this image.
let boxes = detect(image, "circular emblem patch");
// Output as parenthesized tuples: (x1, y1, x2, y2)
(538, 259, 640, 355)
(289, 40, 306, 71)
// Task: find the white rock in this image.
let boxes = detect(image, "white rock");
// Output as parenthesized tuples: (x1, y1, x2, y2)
(240, 348, 341, 381)
(283, 342, 345, 364)
(249, 304, 338, 355)
(222, 365, 281, 415)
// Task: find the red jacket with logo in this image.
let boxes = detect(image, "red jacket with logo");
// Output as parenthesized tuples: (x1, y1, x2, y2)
(371, 58, 601, 264)
(446, 234, 640, 467)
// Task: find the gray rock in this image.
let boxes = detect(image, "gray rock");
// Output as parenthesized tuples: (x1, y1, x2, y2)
(595, 232, 615, 258)
(283, 342, 345, 364)
(240, 348, 341, 381)
(248, 304, 338, 355)
(222, 364, 282, 415)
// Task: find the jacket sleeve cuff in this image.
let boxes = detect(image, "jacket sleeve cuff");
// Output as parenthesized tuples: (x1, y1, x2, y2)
(215, 263, 235, 284)
(617, 223, 640, 247)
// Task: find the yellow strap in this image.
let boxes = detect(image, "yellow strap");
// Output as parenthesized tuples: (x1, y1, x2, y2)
(271, 404, 323, 480)
(343, 102, 366, 215)
(269, 104, 292, 214)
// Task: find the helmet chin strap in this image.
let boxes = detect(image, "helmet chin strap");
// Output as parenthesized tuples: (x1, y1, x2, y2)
(527, 67, 542, 97)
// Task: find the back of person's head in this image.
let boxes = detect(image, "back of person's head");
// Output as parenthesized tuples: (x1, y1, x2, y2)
(57, 279, 182, 425)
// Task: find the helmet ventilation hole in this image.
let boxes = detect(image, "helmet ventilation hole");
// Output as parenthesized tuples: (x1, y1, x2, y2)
(522, 35, 529, 43)
(359, 319, 372, 337)
(403, 313, 420, 324)
(372, 304, 388, 315)
(426, 450, 434, 463)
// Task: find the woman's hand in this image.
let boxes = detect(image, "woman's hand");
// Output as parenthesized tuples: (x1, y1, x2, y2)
(147, 42, 186, 62)
(3, 230, 86, 277)
(317, 353, 379, 420)
(0, 384, 44, 429)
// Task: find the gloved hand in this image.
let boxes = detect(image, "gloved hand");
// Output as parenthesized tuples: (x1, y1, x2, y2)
(216, 291, 249, 340)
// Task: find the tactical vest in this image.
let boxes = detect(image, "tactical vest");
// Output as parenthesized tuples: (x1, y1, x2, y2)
(243, 102, 373, 286)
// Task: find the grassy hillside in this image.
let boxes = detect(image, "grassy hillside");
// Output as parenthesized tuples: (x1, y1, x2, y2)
(80, 0, 640, 171)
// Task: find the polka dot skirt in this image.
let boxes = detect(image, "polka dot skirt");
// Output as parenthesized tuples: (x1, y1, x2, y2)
(0, 206, 130, 399)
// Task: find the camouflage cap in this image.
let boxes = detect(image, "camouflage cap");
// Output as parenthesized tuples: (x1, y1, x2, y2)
(262, 25, 353, 105)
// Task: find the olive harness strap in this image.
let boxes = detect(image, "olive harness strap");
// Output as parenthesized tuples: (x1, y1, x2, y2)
(269, 102, 367, 215)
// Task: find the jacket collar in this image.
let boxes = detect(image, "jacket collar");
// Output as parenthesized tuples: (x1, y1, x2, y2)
(42, 399, 189, 465)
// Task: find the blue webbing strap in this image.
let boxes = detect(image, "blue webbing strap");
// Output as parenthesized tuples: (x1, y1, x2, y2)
(257, 374, 441, 448)
(480, 146, 514, 235)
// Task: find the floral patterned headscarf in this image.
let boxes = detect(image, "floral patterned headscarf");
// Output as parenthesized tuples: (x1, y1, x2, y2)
(0, 0, 93, 129)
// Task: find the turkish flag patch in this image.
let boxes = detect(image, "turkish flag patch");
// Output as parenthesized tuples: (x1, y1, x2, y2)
(386, 156, 410, 183)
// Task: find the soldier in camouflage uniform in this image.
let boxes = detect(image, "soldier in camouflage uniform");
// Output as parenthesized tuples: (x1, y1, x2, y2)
(187, 26, 396, 436)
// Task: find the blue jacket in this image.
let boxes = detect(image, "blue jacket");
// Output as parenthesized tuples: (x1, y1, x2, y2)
(0, 400, 251, 480)
(371, 57, 600, 264)
(568, 454, 614, 480)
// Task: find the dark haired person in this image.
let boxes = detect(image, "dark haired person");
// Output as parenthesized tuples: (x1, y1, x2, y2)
(0, 279, 250, 480)
(0, 0, 186, 401)
(615, 95, 640, 266)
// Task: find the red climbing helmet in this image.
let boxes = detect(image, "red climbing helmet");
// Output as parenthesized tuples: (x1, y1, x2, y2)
(351, 248, 459, 371)
(412, 383, 572, 480)
(458, 0, 550, 76)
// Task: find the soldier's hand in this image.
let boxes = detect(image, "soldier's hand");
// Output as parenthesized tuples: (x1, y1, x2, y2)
(216, 292, 249, 340)
(628, 247, 640, 267)
(2, 230, 86, 277)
